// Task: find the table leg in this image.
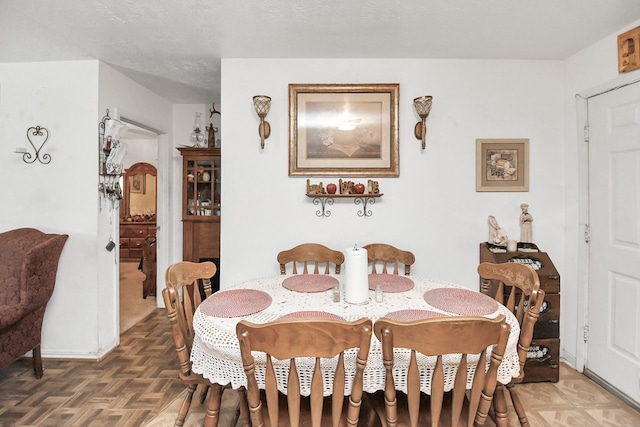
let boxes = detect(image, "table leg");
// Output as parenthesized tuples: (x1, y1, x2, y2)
(493, 384, 510, 427)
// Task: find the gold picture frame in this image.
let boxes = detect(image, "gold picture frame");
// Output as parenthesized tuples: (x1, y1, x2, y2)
(476, 139, 529, 192)
(618, 26, 640, 74)
(288, 83, 399, 177)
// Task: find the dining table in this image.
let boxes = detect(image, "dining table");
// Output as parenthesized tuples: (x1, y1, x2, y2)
(190, 274, 522, 399)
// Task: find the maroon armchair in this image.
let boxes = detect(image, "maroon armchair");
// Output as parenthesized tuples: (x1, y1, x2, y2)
(0, 228, 68, 378)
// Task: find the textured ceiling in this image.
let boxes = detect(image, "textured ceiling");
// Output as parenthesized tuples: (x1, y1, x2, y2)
(1, 0, 639, 103)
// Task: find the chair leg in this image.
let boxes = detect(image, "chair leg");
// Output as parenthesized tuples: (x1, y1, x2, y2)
(492, 384, 510, 427)
(235, 387, 251, 427)
(204, 383, 224, 427)
(360, 400, 381, 427)
(506, 383, 530, 427)
(175, 384, 197, 427)
(32, 345, 43, 379)
(200, 385, 210, 404)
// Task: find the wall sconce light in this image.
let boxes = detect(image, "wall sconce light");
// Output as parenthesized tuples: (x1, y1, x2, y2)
(253, 95, 271, 149)
(413, 96, 433, 149)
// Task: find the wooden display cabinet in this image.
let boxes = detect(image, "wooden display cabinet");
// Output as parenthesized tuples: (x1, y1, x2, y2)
(479, 242, 560, 383)
(178, 147, 221, 269)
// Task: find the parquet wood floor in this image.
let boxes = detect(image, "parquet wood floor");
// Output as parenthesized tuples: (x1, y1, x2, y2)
(2, 308, 639, 426)
(0, 309, 183, 427)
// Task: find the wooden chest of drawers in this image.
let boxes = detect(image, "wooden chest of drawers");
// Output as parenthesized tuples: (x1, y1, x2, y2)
(120, 222, 156, 261)
(479, 242, 560, 382)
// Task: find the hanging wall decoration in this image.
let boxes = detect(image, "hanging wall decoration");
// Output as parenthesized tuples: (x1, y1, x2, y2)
(20, 125, 52, 164)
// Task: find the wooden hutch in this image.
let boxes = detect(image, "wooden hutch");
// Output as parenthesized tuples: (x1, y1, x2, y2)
(479, 242, 560, 383)
(178, 147, 221, 289)
(119, 162, 157, 262)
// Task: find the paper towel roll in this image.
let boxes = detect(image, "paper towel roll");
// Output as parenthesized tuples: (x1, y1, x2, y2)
(344, 247, 369, 304)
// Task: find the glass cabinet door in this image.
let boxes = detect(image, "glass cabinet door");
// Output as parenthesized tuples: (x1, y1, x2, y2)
(184, 156, 220, 219)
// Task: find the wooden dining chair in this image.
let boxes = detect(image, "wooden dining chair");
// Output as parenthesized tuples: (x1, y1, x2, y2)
(163, 261, 249, 427)
(362, 243, 415, 275)
(365, 315, 510, 427)
(277, 243, 345, 275)
(236, 317, 372, 427)
(141, 233, 157, 299)
(478, 262, 545, 427)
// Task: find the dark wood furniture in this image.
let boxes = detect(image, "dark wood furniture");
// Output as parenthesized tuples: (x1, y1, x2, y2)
(163, 261, 248, 427)
(365, 315, 510, 427)
(236, 317, 372, 427)
(479, 242, 560, 383)
(478, 262, 545, 427)
(119, 222, 156, 262)
(277, 243, 345, 275)
(119, 162, 157, 262)
(178, 147, 221, 270)
(363, 243, 415, 275)
(141, 234, 156, 299)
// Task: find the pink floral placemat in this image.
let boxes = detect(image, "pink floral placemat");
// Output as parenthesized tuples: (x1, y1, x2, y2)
(423, 288, 498, 316)
(368, 274, 414, 293)
(200, 289, 272, 318)
(279, 311, 344, 320)
(282, 275, 339, 293)
(385, 309, 445, 321)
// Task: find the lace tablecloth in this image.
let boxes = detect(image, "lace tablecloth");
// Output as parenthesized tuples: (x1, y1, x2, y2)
(191, 275, 521, 396)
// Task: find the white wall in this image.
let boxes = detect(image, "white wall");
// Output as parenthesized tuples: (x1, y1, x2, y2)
(0, 60, 175, 359)
(0, 61, 102, 357)
(98, 62, 173, 341)
(220, 59, 566, 294)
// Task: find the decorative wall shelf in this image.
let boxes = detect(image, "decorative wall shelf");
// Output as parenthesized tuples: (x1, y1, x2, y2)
(305, 193, 383, 218)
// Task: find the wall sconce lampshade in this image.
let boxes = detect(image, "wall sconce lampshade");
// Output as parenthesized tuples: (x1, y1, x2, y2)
(413, 96, 433, 149)
(253, 95, 272, 149)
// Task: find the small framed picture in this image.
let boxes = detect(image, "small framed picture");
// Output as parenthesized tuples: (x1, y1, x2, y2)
(476, 139, 529, 192)
(618, 26, 640, 74)
(130, 174, 146, 194)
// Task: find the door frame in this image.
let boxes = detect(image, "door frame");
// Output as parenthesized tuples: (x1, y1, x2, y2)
(575, 74, 640, 372)
(114, 109, 170, 310)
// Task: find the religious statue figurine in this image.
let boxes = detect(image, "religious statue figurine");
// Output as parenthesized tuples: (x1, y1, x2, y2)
(488, 215, 509, 247)
(206, 123, 216, 148)
(520, 203, 534, 243)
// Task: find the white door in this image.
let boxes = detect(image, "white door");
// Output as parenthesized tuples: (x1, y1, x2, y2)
(587, 82, 640, 405)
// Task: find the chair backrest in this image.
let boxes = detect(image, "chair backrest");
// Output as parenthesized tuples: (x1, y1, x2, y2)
(362, 243, 415, 275)
(477, 262, 545, 382)
(374, 315, 510, 427)
(236, 317, 372, 427)
(277, 243, 345, 275)
(162, 261, 217, 377)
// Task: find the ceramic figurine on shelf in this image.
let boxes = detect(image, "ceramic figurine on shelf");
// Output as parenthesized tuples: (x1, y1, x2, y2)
(520, 203, 534, 243)
(367, 180, 379, 194)
(306, 179, 324, 195)
(488, 215, 509, 247)
(339, 179, 354, 195)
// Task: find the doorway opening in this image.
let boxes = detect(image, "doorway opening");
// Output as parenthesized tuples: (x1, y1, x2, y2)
(118, 122, 160, 333)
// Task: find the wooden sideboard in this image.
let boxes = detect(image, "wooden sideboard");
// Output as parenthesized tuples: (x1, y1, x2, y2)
(120, 222, 156, 262)
(479, 242, 560, 383)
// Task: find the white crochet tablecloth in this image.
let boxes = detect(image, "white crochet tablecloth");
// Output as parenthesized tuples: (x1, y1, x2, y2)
(191, 275, 521, 396)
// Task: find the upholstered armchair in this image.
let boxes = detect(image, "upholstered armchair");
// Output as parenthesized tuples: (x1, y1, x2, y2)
(0, 228, 68, 378)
